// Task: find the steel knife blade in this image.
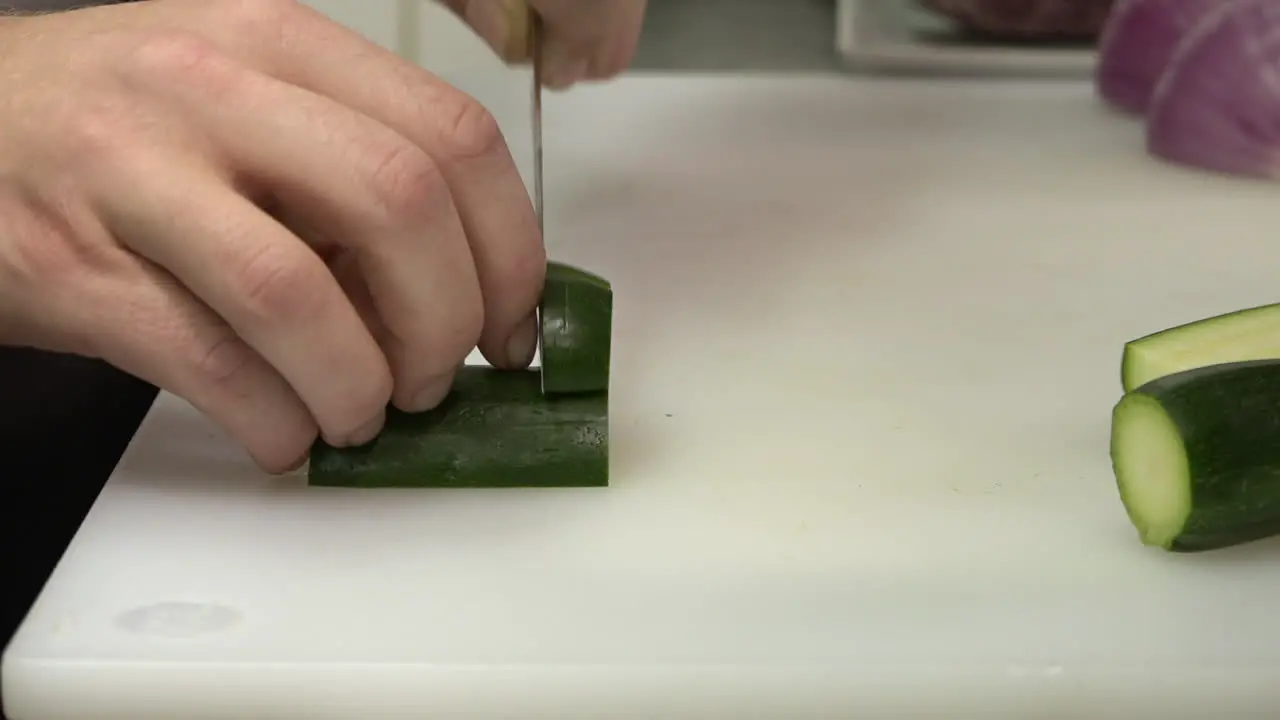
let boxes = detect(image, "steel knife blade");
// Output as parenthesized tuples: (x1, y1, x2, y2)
(530, 10, 544, 235)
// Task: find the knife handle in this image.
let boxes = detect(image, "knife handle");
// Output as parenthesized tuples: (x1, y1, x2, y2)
(499, 0, 538, 63)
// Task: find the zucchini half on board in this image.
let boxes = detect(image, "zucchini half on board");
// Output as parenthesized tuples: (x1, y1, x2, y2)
(1111, 359, 1280, 552)
(308, 261, 612, 489)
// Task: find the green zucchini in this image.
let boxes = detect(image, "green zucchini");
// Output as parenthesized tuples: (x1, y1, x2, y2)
(1110, 359, 1280, 552)
(539, 261, 612, 395)
(1121, 302, 1280, 392)
(308, 260, 613, 489)
(309, 366, 607, 488)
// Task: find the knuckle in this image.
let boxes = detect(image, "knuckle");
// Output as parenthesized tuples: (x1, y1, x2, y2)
(212, 0, 299, 44)
(121, 30, 246, 102)
(61, 103, 146, 167)
(2, 228, 84, 291)
(230, 244, 325, 323)
(124, 29, 226, 83)
(0, 196, 114, 290)
(365, 143, 448, 221)
(189, 331, 257, 388)
(434, 94, 503, 161)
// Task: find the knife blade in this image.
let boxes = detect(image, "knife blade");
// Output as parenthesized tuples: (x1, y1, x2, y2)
(529, 10, 544, 236)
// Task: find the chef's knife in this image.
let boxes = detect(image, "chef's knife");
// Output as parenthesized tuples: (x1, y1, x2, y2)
(530, 10, 544, 235)
(499, 0, 545, 235)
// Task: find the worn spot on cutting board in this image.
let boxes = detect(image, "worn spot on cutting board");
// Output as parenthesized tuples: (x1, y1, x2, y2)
(115, 601, 242, 638)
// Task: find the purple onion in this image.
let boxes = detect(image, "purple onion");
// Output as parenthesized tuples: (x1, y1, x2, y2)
(1147, 0, 1280, 179)
(1095, 0, 1231, 115)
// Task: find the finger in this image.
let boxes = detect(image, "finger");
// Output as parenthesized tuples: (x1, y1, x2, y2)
(289, 220, 402, 387)
(527, 0, 646, 83)
(449, 0, 638, 85)
(118, 38, 486, 410)
(439, 0, 533, 63)
(541, 34, 589, 90)
(589, 0, 648, 80)
(193, 2, 547, 372)
(527, 0, 618, 43)
(283, 218, 389, 348)
(77, 247, 316, 473)
(0, 192, 313, 473)
(97, 151, 391, 448)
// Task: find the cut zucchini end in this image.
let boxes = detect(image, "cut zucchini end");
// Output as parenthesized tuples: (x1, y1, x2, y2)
(1110, 392, 1193, 550)
(1120, 303, 1280, 391)
(538, 262, 612, 397)
(1119, 343, 1147, 393)
(1120, 341, 1200, 394)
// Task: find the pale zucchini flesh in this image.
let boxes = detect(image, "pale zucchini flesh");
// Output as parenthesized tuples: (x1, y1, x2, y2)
(1110, 393, 1193, 549)
(1121, 302, 1280, 391)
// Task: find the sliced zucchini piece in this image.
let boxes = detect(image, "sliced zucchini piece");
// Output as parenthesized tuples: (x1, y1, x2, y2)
(1111, 359, 1280, 552)
(539, 261, 612, 395)
(1121, 302, 1280, 392)
(309, 366, 607, 488)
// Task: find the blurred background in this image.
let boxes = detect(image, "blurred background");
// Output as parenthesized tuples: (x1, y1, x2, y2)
(306, 0, 1113, 78)
(293, 0, 1117, 220)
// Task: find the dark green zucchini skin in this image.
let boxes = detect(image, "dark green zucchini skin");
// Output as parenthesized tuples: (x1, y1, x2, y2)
(539, 262, 612, 395)
(308, 367, 607, 488)
(1136, 359, 1280, 552)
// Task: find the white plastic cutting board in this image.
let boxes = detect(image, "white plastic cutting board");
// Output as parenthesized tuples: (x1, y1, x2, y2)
(8, 75, 1280, 719)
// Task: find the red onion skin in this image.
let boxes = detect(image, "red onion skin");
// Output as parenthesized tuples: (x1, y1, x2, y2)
(1096, 0, 1231, 116)
(1147, 0, 1280, 180)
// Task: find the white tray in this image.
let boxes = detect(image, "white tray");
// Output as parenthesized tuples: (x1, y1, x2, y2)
(837, 0, 1099, 78)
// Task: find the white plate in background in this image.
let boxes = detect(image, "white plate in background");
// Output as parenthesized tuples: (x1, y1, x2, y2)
(837, 0, 1098, 78)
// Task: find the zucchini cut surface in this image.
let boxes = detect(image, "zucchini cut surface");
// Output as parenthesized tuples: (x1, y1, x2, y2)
(539, 261, 612, 395)
(1111, 392, 1192, 549)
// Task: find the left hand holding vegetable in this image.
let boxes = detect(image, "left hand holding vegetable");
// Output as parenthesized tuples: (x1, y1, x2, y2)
(439, 0, 646, 89)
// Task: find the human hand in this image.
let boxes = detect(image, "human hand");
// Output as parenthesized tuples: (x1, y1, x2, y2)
(441, 0, 647, 89)
(0, 0, 546, 473)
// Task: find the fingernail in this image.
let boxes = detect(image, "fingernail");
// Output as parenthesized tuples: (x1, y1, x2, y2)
(547, 59, 589, 90)
(268, 450, 309, 476)
(326, 408, 386, 449)
(406, 375, 453, 413)
(347, 407, 385, 447)
(505, 313, 539, 367)
(286, 452, 308, 473)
